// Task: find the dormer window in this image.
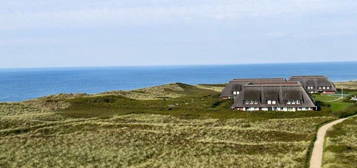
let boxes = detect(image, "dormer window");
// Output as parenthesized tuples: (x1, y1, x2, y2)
(245, 100, 258, 105)
(287, 100, 301, 105)
(233, 91, 240, 95)
(326, 86, 330, 89)
(267, 100, 277, 105)
(323, 86, 326, 90)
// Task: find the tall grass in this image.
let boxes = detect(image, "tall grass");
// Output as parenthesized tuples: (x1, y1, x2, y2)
(0, 83, 348, 168)
(323, 116, 357, 168)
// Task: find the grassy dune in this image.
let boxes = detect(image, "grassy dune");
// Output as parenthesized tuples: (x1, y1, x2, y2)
(0, 83, 353, 168)
(323, 115, 357, 168)
(0, 112, 333, 168)
(335, 81, 357, 90)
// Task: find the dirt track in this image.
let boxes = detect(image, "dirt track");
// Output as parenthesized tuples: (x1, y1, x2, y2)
(309, 115, 356, 168)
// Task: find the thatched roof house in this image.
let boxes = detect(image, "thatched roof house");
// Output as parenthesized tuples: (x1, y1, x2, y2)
(220, 78, 286, 99)
(232, 82, 316, 111)
(289, 76, 336, 94)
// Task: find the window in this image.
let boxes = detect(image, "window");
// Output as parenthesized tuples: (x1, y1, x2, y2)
(233, 91, 240, 95)
(245, 100, 258, 105)
(267, 100, 277, 105)
(323, 87, 326, 89)
(326, 86, 330, 89)
(287, 101, 291, 105)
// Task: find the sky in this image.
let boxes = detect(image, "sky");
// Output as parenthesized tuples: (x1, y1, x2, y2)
(1, 0, 357, 68)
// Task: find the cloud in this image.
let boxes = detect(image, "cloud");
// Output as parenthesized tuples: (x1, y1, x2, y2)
(1, 0, 357, 30)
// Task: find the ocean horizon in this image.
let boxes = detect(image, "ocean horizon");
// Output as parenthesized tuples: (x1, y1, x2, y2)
(1, 62, 356, 102)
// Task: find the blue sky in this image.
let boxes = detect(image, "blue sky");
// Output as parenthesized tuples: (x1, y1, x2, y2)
(1, 0, 357, 68)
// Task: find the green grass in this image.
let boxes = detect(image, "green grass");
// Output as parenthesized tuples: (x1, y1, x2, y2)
(0, 83, 353, 168)
(323, 116, 357, 168)
(313, 94, 353, 114)
(61, 92, 333, 120)
(0, 112, 334, 168)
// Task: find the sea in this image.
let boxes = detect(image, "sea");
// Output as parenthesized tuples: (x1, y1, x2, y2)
(0, 62, 356, 102)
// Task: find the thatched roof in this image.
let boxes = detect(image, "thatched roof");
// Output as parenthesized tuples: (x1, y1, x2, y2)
(289, 76, 336, 92)
(232, 82, 315, 108)
(220, 78, 286, 98)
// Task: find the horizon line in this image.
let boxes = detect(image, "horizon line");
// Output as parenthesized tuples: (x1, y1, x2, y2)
(1, 60, 356, 70)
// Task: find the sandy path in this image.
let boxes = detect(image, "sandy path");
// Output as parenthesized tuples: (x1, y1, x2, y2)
(309, 115, 356, 168)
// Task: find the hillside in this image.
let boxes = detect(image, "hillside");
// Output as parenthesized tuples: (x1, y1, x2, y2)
(0, 82, 356, 168)
(335, 81, 357, 90)
(323, 115, 357, 168)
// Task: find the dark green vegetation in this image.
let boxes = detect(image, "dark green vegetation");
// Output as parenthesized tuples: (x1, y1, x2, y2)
(323, 116, 357, 168)
(313, 93, 357, 118)
(0, 82, 356, 168)
(62, 92, 333, 120)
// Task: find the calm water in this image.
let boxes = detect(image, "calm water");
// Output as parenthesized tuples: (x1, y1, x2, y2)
(0, 62, 356, 102)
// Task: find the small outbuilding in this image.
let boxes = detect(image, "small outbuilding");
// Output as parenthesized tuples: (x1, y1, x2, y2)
(351, 96, 357, 101)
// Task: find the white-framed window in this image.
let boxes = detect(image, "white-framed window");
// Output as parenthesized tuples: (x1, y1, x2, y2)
(267, 100, 277, 105)
(326, 86, 330, 89)
(287, 101, 291, 105)
(296, 100, 300, 104)
(245, 100, 258, 105)
(233, 91, 240, 95)
(323, 86, 326, 89)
